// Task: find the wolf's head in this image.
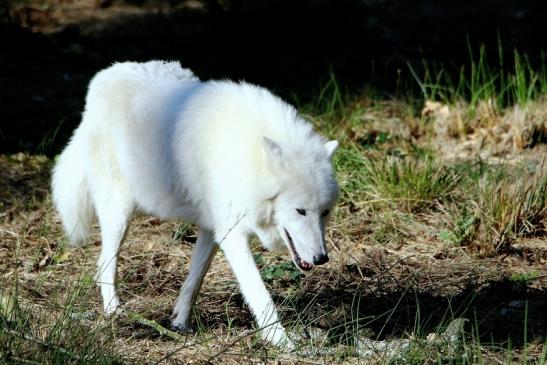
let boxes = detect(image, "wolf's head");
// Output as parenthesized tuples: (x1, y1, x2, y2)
(260, 136, 339, 271)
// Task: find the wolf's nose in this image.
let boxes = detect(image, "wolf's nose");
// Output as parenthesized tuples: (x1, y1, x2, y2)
(313, 253, 329, 265)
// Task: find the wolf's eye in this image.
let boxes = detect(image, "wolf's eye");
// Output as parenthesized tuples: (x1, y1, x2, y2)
(321, 210, 330, 217)
(296, 208, 306, 216)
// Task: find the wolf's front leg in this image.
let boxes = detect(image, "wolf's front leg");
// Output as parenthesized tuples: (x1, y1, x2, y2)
(220, 232, 293, 349)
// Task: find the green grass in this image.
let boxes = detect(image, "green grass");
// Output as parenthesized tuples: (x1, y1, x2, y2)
(408, 38, 546, 110)
(0, 279, 121, 364)
(360, 156, 460, 212)
(333, 142, 370, 205)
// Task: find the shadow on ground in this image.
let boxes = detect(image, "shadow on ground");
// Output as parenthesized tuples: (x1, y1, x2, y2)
(120, 276, 546, 349)
(289, 280, 546, 347)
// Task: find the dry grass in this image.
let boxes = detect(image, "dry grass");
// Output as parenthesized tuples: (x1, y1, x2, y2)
(1, 97, 547, 364)
(471, 165, 547, 254)
(423, 98, 547, 162)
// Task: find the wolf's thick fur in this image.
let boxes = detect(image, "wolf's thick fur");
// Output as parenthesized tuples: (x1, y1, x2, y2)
(52, 61, 339, 347)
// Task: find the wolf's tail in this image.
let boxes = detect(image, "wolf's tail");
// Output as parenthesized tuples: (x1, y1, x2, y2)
(51, 132, 94, 246)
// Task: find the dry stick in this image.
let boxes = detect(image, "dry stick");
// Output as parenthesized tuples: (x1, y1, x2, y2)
(7, 356, 42, 365)
(126, 311, 187, 342)
(0, 229, 19, 238)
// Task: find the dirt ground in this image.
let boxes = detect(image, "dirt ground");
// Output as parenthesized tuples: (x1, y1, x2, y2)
(1, 150, 546, 363)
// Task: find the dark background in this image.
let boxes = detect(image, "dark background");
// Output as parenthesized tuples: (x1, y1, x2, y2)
(1, 0, 546, 155)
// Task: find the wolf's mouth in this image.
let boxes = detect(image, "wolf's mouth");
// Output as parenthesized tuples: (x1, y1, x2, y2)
(284, 228, 313, 271)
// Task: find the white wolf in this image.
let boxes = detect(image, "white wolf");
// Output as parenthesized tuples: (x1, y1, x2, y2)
(51, 60, 339, 347)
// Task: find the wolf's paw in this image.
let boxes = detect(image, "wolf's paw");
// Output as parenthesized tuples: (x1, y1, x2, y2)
(171, 320, 195, 334)
(262, 326, 296, 351)
(103, 297, 120, 316)
(272, 335, 297, 352)
(281, 338, 296, 352)
(171, 308, 195, 333)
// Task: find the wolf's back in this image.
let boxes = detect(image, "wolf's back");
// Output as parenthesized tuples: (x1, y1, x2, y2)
(52, 61, 197, 244)
(82, 61, 198, 127)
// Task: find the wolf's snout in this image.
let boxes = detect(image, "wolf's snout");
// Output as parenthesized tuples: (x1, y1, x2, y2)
(313, 253, 329, 265)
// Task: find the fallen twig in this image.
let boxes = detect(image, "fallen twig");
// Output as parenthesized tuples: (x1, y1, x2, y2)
(126, 311, 187, 342)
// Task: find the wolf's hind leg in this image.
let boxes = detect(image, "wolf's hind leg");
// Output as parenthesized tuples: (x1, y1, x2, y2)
(94, 184, 134, 316)
(172, 229, 217, 331)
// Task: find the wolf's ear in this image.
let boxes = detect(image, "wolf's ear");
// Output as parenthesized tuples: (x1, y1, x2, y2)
(263, 137, 284, 170)
(324, 140, 339, 159)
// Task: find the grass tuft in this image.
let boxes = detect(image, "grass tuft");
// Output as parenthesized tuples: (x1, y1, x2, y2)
(360, 156, 460, 213)
(470, 164, 547, 253)
(0, 277, 122, 364)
